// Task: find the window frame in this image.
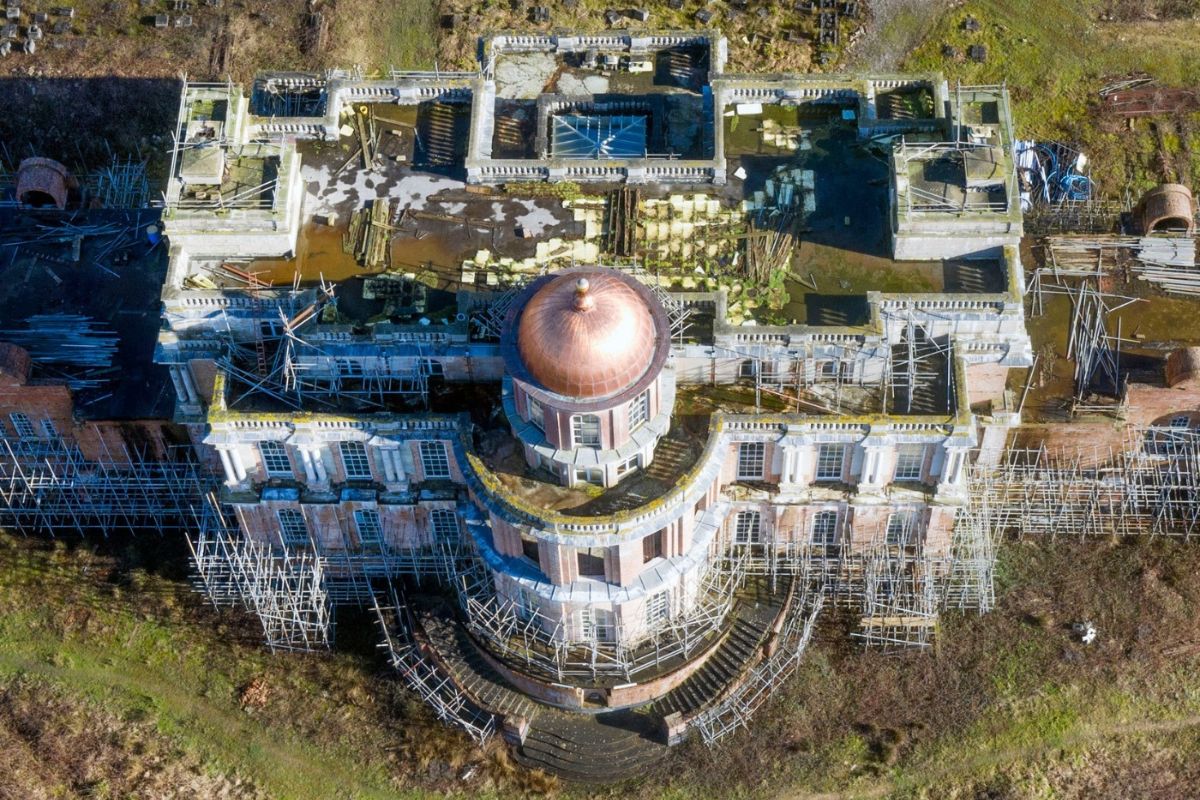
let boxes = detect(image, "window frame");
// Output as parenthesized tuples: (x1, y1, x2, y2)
(628, 391, 649, 431)
(885, 512, 910, 547)
(339, 440, 373, 481)
(9, 413, 35, 440)
(893, 444, 924, 482)
(811, 509, 839, 547)
(646, 590, 671, 626)
(572, 414, 602, 449)
(419, 441, 451, 479)
(277, 509, 309, 548)
(736, 441, 766, 480)
(354, 508, 383, 550)
(429, 508, 458, 539)
(258, 440, 293, 478)
(733, 510, 761, 545)
(526, 395, 545, 431)
(815, 443, 846, 482)
(1169, 415, 1191, 429)
(40, 419, 58, 439)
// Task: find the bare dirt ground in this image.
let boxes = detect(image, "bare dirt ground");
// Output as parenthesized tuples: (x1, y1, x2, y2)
(844, 0, 955, 71)
(0, 0, 436, 84)
(0, 677, 262, 800)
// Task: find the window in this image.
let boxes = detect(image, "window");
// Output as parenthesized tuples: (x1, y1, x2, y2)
(520, 533, 541, 566)
(574, 467, 604, 485)
(419, 441, 450, 478)
(616, 456, 638, 478)
(820, 360, 838, 379)
(515, 588, 536, 622)
(1170, 415, 1191, 429)
(572, 414, 601, 448)
(646, 590, 671, 626)
(811, 510, 838, 547)
(579, 608, 595, 640)
(893, 445, 924, 482)
(527, 396, 545, 431)
(40, 419, 57, 439)
(643, 530, 664, 563)
(259, 441, 292, 478)
(430, 508, 458, 538)
(628, 391, 648, 431)
(577, 548, 606, 578)
(885, 513, 910, 547)
(340, 441, 373, 481)
(419, 358, 444, 377)
(277, 509, 309, 548)
(739, 360, 757, 379)
(9, 413, 34, 440)
(354, 509, 383, 550)
(815, 443, 845, 481)
(594, 609, 614, 643)
(734, 510, 761, 545)
(336, 358, 363, 377)
(736, 441, 765, 480)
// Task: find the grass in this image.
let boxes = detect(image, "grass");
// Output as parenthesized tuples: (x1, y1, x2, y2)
(904, 0, 1200, 193)
(9, 519, 1200, 798)
(0, 533, 550, 799)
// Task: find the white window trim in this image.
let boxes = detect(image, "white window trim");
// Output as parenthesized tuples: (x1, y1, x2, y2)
(572, 414, 601, 449)
(339, 441, 373, 481)
(893, 445, 924, 482)
(815, 443, 845, 482)
(419, 441, 451, 479)
(354, 508, 383, 548)
(811, 509, 838, 546)
(734, 510, 761, 544)
(736, 441, 766, 480)
(259, 441, 293, 478)
(277, 509, 309, 548)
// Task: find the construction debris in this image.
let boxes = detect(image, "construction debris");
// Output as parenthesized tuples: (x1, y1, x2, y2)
(343, 199, 393, 270)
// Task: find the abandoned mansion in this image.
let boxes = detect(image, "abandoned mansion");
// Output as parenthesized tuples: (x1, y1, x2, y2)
(1, 32, 1197, 777)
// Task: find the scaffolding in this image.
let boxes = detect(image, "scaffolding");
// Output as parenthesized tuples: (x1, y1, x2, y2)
(371, 579, 497, 744)
(456, 550, 750, 683)
(852, 510, 942, 650)
(882, 301, 954, 416)
(966, 427, 1200, 540)
(188, 495, 333, 650)
(215, 280, 432, 412)
(692, 582, 823, 746)
(0, 435, 209, 536)
(732, 505, 968, 650)
(92, 157, 152, 209)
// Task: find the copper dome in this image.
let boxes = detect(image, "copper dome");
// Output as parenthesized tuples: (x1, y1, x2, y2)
(516, 271, 659, 398)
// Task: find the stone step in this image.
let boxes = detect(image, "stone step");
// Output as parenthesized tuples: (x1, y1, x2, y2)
(515, 708, 667, 783)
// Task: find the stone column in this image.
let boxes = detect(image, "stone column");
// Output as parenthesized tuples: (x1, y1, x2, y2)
(179, 365, 200, 404)
(857, 445, 887, 494)
(217, 448, 238, 486)
(299, 448, 317, 483)
(229, 446, 247, 483)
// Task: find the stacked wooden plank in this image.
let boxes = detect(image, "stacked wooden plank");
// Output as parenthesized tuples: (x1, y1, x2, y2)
(342, 199, 393, 270)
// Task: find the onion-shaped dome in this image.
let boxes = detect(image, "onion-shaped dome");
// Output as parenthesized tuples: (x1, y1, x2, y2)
(516, 271, 658, 398)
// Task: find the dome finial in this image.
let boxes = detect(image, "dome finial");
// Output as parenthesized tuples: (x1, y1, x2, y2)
(573, 277, 594, 311)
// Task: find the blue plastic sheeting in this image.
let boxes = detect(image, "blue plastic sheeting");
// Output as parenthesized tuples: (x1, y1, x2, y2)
(551, 114, 648, 159)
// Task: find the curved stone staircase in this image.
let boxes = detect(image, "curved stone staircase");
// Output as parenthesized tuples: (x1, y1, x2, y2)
(414, 575, 792, 782)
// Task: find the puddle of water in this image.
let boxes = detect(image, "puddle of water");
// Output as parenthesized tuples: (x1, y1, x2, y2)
(251, 223, 364, 285)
